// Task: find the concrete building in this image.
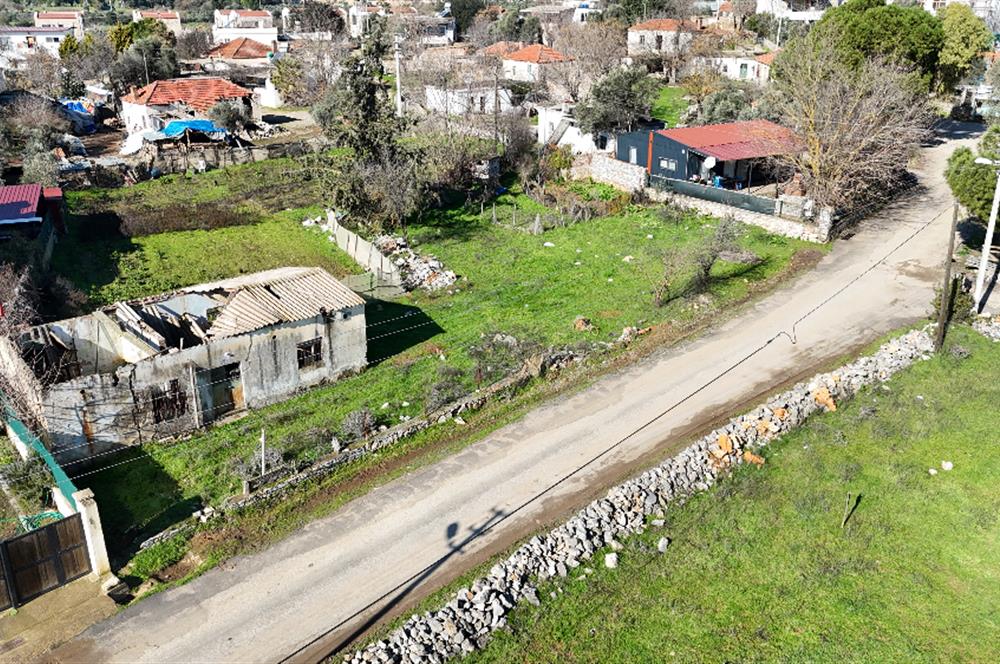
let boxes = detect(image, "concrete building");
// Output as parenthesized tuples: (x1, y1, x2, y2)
(212, 9, 279, 45)
(132, 10, 183, 37)
(753, 0, 828, 22)
(425, 83, 513, 115)
(349, 2, 457, 46)
(0, 26, 72, 69)
(0, 268, 367, 463)
(626, 18, 697, 57)
(33, 11, 84, 39)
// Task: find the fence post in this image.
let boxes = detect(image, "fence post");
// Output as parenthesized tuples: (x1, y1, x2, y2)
(71, 488, 112, 580)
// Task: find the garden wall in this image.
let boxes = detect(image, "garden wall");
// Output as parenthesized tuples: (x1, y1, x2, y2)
(347, 328, 935, 663)
(582, 153, 649, 193)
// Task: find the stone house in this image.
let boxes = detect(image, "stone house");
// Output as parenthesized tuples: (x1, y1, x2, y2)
(132, 10, 183, 37)
(424, 82, 513, 115)
(119, 77, 254, 135)
(501, 44, 572, 83)
(33, 11, 84, 39)
(626, 18, 696, 57)
(0, 268, 367, 463)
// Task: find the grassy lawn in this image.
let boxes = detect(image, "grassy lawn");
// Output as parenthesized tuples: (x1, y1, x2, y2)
(58, 159, 820, 589)
(468, 325, 1000, 663)
(651, 86, 688, 127)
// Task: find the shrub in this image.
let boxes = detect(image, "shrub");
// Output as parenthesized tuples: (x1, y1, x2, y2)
(425, 367, 469, 413)
(340, 408, 376, 443)
(231, 447, 284, 480)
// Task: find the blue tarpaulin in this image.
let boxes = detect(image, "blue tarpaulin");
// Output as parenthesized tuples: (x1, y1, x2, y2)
(160, 119, 228, 139)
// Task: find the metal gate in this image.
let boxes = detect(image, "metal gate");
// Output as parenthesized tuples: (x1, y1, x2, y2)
(0, 514, 91, 608)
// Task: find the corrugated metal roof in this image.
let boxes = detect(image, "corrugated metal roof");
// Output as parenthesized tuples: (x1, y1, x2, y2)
(0, 184, 42, 221)
(657, 120, 798, 162)
(189, 267, 364, 339)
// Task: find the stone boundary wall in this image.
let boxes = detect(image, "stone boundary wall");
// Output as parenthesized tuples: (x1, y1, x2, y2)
(974, 316, 1000, 341)
(347, 329, 935, 663)
(587, 153, 649, 193)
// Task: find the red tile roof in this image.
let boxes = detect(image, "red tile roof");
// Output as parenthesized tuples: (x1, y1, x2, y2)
(657, 120, 798, 161)
(207, 37, 271, 59)
(121, 78, 253, 113)
(503, 44, 572, 64)
(0, 184, 43, 221)
(718, 2, 734, 13)
(629, 18, 696, 32)
(43, 187, 63, 200)
(755, 50, 778, 66)
(36, 11, 81, 19)
(231, 9, 271, 17)
(138, 10, 180, 20)
(484, 40, 524, 57)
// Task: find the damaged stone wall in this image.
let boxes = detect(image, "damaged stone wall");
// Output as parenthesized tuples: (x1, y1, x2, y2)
(346, 329, 935, 664)
(578, 153, 649, 193)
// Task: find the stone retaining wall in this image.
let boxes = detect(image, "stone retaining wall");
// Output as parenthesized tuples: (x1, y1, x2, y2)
(347, 329, 935, 663)
(587, 153, 648, 193)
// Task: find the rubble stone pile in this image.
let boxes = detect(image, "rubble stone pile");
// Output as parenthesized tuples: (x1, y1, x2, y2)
(374, 236, 458, 292)
(345, 329, 934, 664)
(973, 315, 1000, 341)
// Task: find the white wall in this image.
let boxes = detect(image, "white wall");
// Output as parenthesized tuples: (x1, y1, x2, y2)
(626, 29, 693, 57)
(502, 59, 541, 82)
(537, 105, 611, 154)
(425, 85, 513, 115)
(121, 101, 162, 135)
(0, 28, 70, 68)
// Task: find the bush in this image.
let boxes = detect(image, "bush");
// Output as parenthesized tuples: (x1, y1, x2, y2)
(469, 332, 538, 384)
(340, 408, 376, 443)
(231, 447, 284, 480)
(425, 366, 469, 413)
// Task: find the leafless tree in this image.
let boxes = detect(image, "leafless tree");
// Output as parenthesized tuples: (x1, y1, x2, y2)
(14, 52, 62, 98)
(551, 21, 626, 79)
(653, 247, 689, 306)
(769, 31, 933, 211)
(731, 0, 756, 30)
(0, 265, 42, 423)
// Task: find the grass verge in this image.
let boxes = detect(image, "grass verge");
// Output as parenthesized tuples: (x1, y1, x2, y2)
(463, 325, 1000, 663)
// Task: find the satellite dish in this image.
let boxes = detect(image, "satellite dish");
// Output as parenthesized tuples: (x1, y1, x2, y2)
(704, 156, 717, 169)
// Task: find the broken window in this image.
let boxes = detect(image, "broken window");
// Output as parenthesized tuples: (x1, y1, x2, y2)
(297, 337, 323, 370)
(151, 379, 188, 423)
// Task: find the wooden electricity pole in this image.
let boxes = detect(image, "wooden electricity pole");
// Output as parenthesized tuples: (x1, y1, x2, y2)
(934, 201, 960, 352)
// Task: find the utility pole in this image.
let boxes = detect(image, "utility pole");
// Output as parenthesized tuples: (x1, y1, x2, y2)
(973, 158, 1000, 310)
(260, 428, 267, 478)
(775, 17, 784, 47)
(935, 201, 960, 352)
(394, 34, 403, 118)
(142, 52, 150, 86)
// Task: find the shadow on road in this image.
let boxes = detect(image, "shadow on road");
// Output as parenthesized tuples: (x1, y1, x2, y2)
(285, 507, 507, 661)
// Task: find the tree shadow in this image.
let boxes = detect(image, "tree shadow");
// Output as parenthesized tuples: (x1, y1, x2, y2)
(365, 300, 445, 365)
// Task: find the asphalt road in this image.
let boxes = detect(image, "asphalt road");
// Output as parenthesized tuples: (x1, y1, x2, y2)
(43, 123, 982, 664)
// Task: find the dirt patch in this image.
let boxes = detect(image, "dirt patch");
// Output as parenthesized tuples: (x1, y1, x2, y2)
(154, 549, 204, 583)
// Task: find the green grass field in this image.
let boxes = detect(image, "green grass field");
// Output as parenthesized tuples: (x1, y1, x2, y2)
(60, 159, 819, 588)
(651, 86, 688, 127)
(468, 326, 1000, 663)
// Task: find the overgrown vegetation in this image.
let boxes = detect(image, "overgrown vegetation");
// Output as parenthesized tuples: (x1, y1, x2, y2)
(471, 325, 1000, 663)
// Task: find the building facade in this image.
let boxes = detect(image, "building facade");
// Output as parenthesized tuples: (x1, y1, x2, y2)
(0, 268, 367, 463)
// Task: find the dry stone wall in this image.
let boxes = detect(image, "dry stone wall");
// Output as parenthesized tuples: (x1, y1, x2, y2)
(974, 315, 1000, 341)
(588, 153, 649, 193)
(346, 329, 935, 664)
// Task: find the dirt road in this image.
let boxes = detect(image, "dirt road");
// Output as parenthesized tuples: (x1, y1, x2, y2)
(44, 123, 981, 664)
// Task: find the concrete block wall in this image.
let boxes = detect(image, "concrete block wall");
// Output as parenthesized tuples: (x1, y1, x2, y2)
(588, 153, 649, 193)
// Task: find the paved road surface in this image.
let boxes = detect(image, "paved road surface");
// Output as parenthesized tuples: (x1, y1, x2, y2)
(44, 123, 981, 664)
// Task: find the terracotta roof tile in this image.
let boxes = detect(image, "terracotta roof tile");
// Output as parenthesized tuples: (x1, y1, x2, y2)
(138, 10, 180, 20)
(484, 40, 524, 57)
(232, 9, 271, 17)
(206, 37, 271, 59)
(629, 18, 696, 32)
(121, 78, 253, 113)
(755, 50, 778, 66)
(36, 11, 81, 19)
(503, 44, 572, 64)
(718, 2, 734, 13)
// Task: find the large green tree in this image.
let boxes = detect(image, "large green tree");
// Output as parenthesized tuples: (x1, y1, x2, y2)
(813, 0, 944, 87)
(576, 67, 657, 135)
(946, 126, 1000, 223)
(938, 3, 994, 90)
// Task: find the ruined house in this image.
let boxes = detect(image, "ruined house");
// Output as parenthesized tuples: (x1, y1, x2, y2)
(0, 268, 366, 464)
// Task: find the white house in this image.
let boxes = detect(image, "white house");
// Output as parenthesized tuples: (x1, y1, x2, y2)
(425, 83, 513, 115)
(537, 104, 613, 153)
(521, 1, 603, 45)
(753, 0, 827, 22)
(502, 44, 572, 83)
(212, 9, 279, 45)
(349, 3, 456, 46)
(626, 18, 696, 57)
(0, 27, 72, 69)
(915, 0, 994, 20)
(133, 10, 183, 37)
(119, 77, 254, 135)
(692, 50, 778, 83)
(33, 11, 84, 39)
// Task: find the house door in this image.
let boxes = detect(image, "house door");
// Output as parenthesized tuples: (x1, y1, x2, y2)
(655, 35, 663, 51)
(739, 62, 748, 79)
(196, 362, 244, 423)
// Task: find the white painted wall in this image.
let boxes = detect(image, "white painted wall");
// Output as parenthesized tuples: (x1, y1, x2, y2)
(626, 28, 694, 57)
(425, 85, 513, 115)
